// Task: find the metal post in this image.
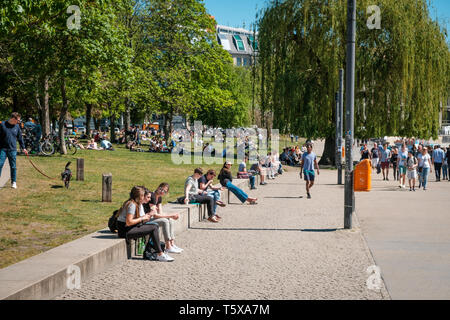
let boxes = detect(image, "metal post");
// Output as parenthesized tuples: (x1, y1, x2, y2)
(338, 69, 344, 185)
(344, 0, 356, 229)
(335, 91, 340, 179)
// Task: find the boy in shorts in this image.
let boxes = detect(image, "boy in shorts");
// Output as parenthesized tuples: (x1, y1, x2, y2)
(299, 143, 320, 199)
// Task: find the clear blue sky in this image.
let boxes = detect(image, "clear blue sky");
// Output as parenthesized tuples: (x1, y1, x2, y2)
(203, 0, 450, 37)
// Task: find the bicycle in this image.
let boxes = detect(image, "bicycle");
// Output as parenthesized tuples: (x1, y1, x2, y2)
(40, 134, 78, 156)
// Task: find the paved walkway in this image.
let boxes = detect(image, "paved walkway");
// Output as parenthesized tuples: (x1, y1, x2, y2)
(57, 169, 389, 300)
(0, 159, 10, 189)
(356, 169, 450, 299)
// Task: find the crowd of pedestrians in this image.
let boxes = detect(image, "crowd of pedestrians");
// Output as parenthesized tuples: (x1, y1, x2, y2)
(359, 140, 450, 191)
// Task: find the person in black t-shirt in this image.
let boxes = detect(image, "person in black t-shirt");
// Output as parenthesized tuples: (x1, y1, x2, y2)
(360, 144, 370, 161)
(143, 183, 183, 254)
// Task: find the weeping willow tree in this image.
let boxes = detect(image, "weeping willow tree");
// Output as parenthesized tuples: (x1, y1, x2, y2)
(257, 0, 450, 164)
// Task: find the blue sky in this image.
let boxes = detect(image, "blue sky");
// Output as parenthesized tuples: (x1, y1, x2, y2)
(203, 0, 450, 36)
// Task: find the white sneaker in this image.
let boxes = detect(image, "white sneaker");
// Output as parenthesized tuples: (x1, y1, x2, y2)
(166, 246, 182, 254)
(156, 253, 174, 262)
(11, 182, 17, 189)
(172, 244, 184, 252)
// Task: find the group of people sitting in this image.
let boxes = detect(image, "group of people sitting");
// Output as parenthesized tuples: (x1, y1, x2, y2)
(117, 183, 183, 262)
(181, 164, 258, 223)
(70, 135, 114, 151)
(116, 161, 265, 262)
(280, 146, 304, 166)
(148, 136, 171, 153)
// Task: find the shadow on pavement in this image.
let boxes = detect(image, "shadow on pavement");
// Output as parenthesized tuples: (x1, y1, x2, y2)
(190, 227, 343, 232)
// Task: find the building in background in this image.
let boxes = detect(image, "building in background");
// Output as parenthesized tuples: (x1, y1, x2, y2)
(216, 25, 258, 67)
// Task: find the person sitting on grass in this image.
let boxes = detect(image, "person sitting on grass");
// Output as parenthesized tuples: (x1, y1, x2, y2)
(100, 135, 114, 151)
(86, 138, 100, 150)
(198, 169, 226, 220)
(143, 183, 183, 254)
(218, 161, 258, 205)
(184, 168, 219, 223)
(116, 186, 174, 262)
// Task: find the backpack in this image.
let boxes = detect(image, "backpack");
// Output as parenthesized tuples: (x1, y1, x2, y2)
(108, 209, 120, 233)
(143, 239, 166, 260)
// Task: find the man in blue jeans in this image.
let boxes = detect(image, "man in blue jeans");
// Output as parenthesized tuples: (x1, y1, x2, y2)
(0, 112, 28, 189)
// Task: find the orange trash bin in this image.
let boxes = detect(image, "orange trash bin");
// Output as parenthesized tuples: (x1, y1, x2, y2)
(354, 159, 372, 191)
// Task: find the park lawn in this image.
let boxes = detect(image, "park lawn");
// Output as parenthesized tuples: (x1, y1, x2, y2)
(0, 144, 229, 269)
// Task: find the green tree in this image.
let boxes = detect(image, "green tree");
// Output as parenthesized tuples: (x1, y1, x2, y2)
(257, 0, 450, 164)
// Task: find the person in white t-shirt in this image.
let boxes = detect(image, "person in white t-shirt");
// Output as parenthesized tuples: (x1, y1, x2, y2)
(420, 148, 432, 190)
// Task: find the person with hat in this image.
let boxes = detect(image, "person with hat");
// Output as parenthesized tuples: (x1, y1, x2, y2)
(0, 112, 28, 189)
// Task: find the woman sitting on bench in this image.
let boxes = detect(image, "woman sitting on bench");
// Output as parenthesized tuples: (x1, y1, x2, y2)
(116, 186, 174, 262)
(218, 161, 258, 205)
(143, 183, 183, 254)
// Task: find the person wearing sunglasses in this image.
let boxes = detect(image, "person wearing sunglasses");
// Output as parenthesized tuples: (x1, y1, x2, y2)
(143, 183, 183, 254)
(218, 161, 258, 205)
(0, 112, 28, 189)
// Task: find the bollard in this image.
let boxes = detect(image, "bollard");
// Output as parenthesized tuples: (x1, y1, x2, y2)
(102, 173, 112, 202)
(76, 158, 84, 181)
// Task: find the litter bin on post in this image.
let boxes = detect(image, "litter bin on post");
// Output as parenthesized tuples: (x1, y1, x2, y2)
(354, 159, 372, 191)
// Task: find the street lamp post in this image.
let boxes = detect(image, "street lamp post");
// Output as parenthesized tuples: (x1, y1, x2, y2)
(337, 68, 344, 185)
(344, 0, 356, 229)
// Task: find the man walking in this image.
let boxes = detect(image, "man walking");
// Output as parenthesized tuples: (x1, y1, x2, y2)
(432, 145, 445, 182)
(380, 143, 391, 181)
(0, 112, 28, 189)
(299, 143, 319, 199)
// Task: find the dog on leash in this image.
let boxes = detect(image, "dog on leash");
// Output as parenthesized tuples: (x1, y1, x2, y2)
(61, 162, 72, 189)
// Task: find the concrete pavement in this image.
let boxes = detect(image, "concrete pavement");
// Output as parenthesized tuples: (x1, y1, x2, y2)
(57, 169, 389, 300)
(356, 169, 450, 299)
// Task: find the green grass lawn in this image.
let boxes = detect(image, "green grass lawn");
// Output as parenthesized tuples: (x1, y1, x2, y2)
(0, 144, 233, 269)
(0, 135, 307, 269)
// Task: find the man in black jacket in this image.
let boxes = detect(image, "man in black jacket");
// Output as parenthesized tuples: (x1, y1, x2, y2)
(0, 112, 28, 189)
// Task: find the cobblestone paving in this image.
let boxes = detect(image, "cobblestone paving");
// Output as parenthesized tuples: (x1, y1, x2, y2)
(57, 169, 389, 300)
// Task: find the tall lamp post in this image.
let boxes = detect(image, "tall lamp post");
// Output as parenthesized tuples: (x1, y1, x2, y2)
(344, 0, 356, 229)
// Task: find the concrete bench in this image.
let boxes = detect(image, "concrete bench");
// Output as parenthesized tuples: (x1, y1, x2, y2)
(0, 179, 257, 300)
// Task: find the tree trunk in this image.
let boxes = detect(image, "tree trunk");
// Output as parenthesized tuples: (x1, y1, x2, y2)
(318, 136, 336, 165)
(125, 98, 131, 130)
(59, 78, 69, 155)
(94, 118, 100, 131)
(86, 103, 92, 134)
(42, 76, 50, 137)
(109, 107, 116, 143)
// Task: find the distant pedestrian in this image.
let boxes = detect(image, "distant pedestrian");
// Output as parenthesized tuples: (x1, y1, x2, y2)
(0, 112, 28, 189)
(380, 143, 391, 181)
(390, 147, 399, 181)
(397, 144, 408, 189)
(406, 150, 418, 191)
(432, 145, 445, 181)
(360, 144, 370, 161)
(416, 145, 424, 188)
(420, 147, 432, 190)
(370, 142, 380, 172)
(299, 143, 319, 199)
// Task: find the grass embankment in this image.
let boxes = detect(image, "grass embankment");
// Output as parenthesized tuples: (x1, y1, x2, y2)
(0, 145, 229, 269)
